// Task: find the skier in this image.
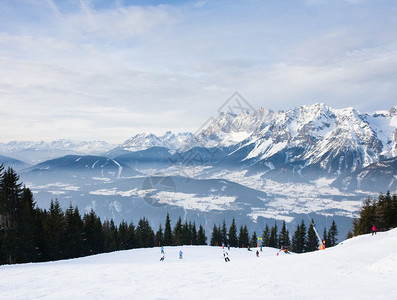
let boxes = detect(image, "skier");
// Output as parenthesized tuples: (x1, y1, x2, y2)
(161, 246, 164, 254)
(372, 225, 377, 235)
(256, 250, 259, 257)
(277, 245, 290, 255)
(227, 244, 230, 251)
(160, 255, 165, 261)
(260, 245, 263, 252)
(223, 251, 230, 262)
(179, 250, 183, 259)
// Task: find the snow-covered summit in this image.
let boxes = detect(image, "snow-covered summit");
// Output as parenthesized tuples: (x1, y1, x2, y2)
(118, 131, 194, 152)
(115, 103, 397, 174)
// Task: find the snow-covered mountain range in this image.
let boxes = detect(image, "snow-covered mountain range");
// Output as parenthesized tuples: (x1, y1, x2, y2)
(1, 103, 397, 238)
(0, 139, 115, 164)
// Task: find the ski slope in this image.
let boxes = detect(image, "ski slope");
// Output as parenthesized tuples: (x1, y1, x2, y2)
(1, 229, 397, 299)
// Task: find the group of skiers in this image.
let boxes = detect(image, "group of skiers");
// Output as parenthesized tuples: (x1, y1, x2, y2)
(159, 225, 380, 263)
(159, 246, 183, 261)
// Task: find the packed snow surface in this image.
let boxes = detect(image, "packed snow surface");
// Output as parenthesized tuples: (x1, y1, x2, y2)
(1, 229, 397, 299)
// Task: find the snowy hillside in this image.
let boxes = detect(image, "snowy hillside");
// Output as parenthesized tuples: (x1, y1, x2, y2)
(1, 228, 397, 299)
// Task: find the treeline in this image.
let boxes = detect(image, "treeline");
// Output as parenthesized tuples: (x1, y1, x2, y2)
(0, 165, 207, 265)
(210, 218, 338, 253)
(352, 191, 397, 236)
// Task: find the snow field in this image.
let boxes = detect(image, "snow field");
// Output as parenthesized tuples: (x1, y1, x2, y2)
(1, 229, 397, 299)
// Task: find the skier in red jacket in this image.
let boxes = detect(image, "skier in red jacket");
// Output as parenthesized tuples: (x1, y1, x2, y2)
(372, 225, 377, 235)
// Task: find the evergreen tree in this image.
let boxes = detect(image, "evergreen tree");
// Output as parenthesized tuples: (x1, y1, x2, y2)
(163, 213, 173, 246)
(250, 231, 258, 247)
(210, 224, 220, 246)
(125, 222, 136, 249)
(118, 221, 128, 250)
(135, 217, 154, 248)
(262, 224, 270, 247)
(228, 218, 238, 247)
(197, 224, 207, 245)
(327, 220, 338, 247)
(62, 205, 83, 258)
(154, 224, 164, 247)
(82, 209, 104, 255)
(392, 193, 397, 228)
(188, 222, 198, 245)
(292, 220, 307, 253)
(238, 225, 249, 248)
(322, 227, 327, 246)
(44, 199, 66, 260)
(0, 167, 22, 263)
(353, 198, 375, 235)
(278, 221, 290, 249)
(173, 217, 183, 245)
(182, 221, 190, 245)
(375, 191, 393, 231)
(220, 220, 228, 246)
(269, 222, 278, 248)
(32, 208, 49, 262)
(15, 187, 36, 262)
(306, 220, 318, 252)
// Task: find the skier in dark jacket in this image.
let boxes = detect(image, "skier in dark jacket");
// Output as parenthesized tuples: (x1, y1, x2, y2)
(223, 251, 230, 262)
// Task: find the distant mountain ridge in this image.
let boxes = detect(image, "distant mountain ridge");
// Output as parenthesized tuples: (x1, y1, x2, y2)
(6, 103, 396, 240)
(112, 103, 397, 176)
(0, 139, 115, 164)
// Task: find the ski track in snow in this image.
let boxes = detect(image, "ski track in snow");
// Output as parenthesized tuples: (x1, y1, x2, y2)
(1, 229, 397, 299)
(111, 159, 123, 179)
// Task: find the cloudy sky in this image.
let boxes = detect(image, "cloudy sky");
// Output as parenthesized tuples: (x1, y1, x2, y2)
(1, 0, 396, 143)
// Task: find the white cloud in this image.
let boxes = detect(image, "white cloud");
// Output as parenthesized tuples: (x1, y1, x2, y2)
(0, 0, 397, 143)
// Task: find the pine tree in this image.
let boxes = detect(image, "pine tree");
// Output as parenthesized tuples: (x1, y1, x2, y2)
(82, 209, 104, 255)
(322, 227, 327, 246)
(298, 219, 307, 253)
(135, 217, 154, 248)
(62, 205, 83, 258)
(291, 220, 307, 253)
(250, 231, 258, 247)
(44, 199, 66, 260)
(262, 224, 270, 247)
(353, 198, 375, 235)
(278, 221, 290, 249)
(118, 221, 128, 249)
(210, 224, 220, 246)
(125, 222, 136, 249)
(238, 225, 249, 248)
(163, 213, 173, 246)
(173, 217, 183, 245)
(181, 221, 189, 245)
(0, 167, 22, 263)
(269, 222, 278, 248)
(392, 193, 397, 228)
(220, 220, 228, 246)
(327, 220, 338, 247)
(154, 224, 164, 247)
(15, 187, 36, 262)
(197, 224, 207, 245)
(228, 218, 238, 247)
(190, 222, 198, 245)
(306, 220, 318, 252)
